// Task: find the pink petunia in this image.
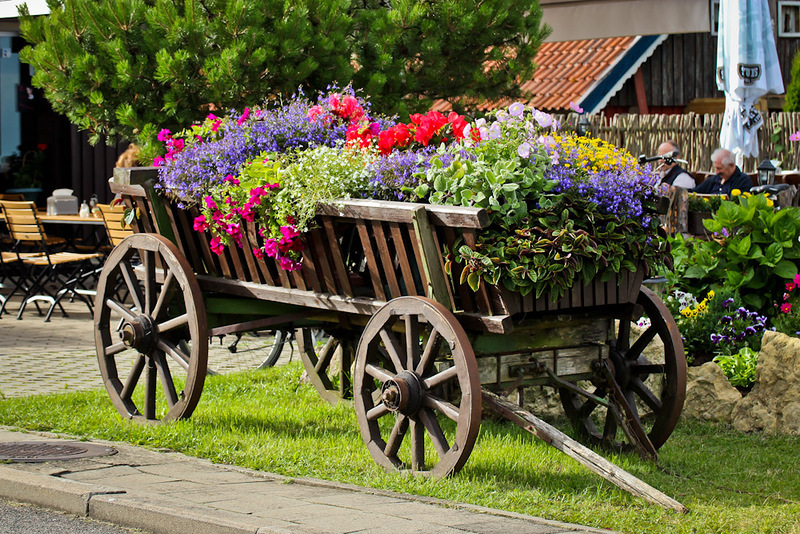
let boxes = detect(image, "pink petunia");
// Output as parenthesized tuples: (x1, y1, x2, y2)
(153, 156, 166, 167)
(203, 196, 217, 210)
(280, 225, 300, 240)
(263, 239, 279, 258)
(790, 131, 800, 142)
(794, 273, 800, 286)
(193, 215, 209, 231)
(157, 129, 172, 142)
(237, 107, 250, 126)
(252, 248, 264, 259)
(209, 236, 225, 255)
(569, 101, 584, 114)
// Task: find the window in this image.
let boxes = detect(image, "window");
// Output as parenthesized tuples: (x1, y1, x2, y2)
(779, 1, 800, 37)
(710, 0, 720, 36)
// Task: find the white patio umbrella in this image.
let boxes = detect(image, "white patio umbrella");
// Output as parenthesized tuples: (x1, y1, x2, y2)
(717, 0, 784, 161)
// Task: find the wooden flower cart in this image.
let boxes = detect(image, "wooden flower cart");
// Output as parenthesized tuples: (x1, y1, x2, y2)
(96, 167, 687, 485)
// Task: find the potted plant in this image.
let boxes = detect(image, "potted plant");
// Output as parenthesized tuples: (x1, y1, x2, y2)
(686, 192, 724, 235)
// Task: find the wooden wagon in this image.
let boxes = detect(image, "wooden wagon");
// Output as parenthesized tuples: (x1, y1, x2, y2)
(96, 167, 687, 479)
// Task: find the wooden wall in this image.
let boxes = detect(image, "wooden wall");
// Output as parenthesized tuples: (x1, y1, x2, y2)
(607, 32, 798, 111)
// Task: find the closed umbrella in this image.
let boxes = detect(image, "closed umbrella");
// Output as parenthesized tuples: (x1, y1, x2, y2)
(717, 0, 784, 160)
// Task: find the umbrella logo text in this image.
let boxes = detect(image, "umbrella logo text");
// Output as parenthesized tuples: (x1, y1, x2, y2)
(737, 64, 762, 86)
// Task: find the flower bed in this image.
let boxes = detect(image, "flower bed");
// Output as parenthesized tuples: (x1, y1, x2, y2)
(153, 88, 669, 303)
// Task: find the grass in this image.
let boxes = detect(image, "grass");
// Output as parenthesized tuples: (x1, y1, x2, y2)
(1, 362, 799, 534)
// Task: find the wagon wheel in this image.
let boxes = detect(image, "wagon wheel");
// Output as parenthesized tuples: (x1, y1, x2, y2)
(211, 329, 290, 374)
(297, 328, 357, 404)
(559, 286, 686, 451)
(354, 296, 481, 478)
(94, 234, 207, 423)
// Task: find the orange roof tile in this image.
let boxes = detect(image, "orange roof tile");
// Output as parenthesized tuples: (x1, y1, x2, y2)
(432, 35, 665, 115)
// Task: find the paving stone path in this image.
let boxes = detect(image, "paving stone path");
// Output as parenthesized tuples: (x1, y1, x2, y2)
(0, 298, 296, 399)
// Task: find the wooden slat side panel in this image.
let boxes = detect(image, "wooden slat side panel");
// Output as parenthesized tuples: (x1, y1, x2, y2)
(239, 225, 263, 285)
(322, 217, 353, 297)
(308, 227, 337, 294)
(429, 225, 456, 309)
(356, 220, 385, 301)
(389, 222, 417, 297)
(226, 241, 248, 282)
(371, 221, 401, 300)
(246, 221, 276, 286)
(275, 258, 293, 289)
(407, 223, 429, 293)
(299, 237, 323, 293)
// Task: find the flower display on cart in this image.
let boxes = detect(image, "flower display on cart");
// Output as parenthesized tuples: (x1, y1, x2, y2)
(155, 88, 668, 300)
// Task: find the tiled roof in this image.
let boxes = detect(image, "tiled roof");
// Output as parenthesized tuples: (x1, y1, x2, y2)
(432, 35, 665, 114)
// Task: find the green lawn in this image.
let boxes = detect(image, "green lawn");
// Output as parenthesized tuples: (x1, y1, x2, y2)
(1, 362, 799, 534)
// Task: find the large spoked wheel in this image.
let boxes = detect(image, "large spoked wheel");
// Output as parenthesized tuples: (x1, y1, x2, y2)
(354, 296, 481, 478)
(559, 286, 687, 451)
(298, 328, 357, 405)
(94, 234, 207, 423)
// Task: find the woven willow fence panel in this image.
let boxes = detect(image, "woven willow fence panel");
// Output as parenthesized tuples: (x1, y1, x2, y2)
(552, 112, 800, 174)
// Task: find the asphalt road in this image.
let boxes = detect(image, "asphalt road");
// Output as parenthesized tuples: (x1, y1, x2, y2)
(0, 499, 147, 534)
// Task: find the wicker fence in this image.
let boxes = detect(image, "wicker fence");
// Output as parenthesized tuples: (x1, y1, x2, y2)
(562, 112, 800, 174)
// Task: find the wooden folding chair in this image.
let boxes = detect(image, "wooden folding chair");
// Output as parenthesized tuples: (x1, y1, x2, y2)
(0, 200, 102, 321)
(97, 203, 134, 247)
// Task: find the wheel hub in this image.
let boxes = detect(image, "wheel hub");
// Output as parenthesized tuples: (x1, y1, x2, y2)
(120, 315, 157, 354)
(381, 371, 423, 415)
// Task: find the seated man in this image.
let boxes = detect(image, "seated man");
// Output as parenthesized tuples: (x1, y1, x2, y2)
(657, 140, 695, 189)
(692, 148, 753, 195)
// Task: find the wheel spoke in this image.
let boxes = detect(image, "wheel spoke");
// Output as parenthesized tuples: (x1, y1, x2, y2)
(119, 261, 144, 314)
(157, 313, 188, 334)
(144, 358, 157, 419)
(153, 351, 179, 407)
(577, 400, 605, 426)
(616, 317, 631, 351)
(379, 327, 405, 373)
(106, 298, 137, 323)
(157, 339, 190, 370)
(418, 407, 449, 458)
(366, 402, 391, 421)
(104, 341, 128, 357)
(150, 269, 175, 321)
(314, 337, 338, 373)
(384, 414, 409, 458)
(415, 329, 442, 376)
(423, 365, 458, 389)
(423, 394, 460, 422)
(120, 354, 145, 401)
(628, 325, 658, 360)
(404, 314, 420, 370)
(143, 250, 156, 315)
(602, 411, 618, 441)
(410, 417, 425, 472)
(630, 377, 662, 412)
(634, 363, 665, 375)
(365, 363, 394, 383)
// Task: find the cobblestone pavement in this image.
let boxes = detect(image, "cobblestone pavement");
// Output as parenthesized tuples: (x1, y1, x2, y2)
(0, 296, 296, 398)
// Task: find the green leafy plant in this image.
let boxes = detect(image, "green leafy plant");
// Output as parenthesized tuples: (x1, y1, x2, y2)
(669, 192, 800, 311)
(713, 347, 758, 388)
(687, 193, 724, 213)
(18, 0, 550, 153)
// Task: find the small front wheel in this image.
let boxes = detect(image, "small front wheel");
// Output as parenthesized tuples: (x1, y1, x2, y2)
(94, 234, 207, 423)
(354, 297, 481, 478)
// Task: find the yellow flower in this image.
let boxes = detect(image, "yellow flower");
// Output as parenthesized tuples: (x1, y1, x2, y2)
(766, 198, 774, 208)
(731, 189, 741, 196)
(707, 290, 715, 299)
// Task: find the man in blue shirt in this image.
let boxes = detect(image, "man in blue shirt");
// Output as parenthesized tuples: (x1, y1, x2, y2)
(692, 148, 753, 195)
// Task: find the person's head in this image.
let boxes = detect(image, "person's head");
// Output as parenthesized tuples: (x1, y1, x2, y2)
(657, 140, 682, 170)
(711, 148, 736, 181)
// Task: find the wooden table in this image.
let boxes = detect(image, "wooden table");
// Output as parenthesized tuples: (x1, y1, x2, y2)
(0, 211, 105, 226)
